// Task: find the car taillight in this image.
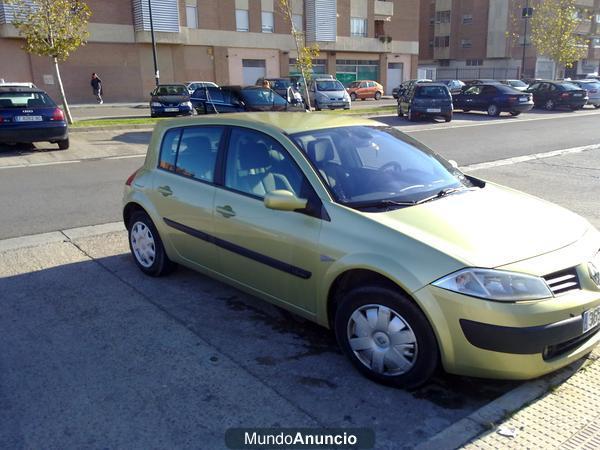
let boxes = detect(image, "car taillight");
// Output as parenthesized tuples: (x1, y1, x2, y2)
(51, 108, 65, 121)
(560, 93, 570, 98)
(125, 168, 141, 186)
(508, 96, 517, 103)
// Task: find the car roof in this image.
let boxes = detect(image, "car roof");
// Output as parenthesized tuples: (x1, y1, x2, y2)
(415, 83, 447, 87)
(154, 112, 377, 136)
(0, 87, 46, 94)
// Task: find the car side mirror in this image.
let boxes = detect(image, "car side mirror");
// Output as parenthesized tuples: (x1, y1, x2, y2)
(264, 190, 308, 211)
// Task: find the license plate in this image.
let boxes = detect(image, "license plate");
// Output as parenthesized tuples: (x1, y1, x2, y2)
(15, 115, 42, 122)
(427, 108, 441, 113)
(519, 97, 529, 102)
(583, 306, 600, 333)
(164, 107, 179, 112)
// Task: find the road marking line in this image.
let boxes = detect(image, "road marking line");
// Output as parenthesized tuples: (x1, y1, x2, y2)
(0, 221, 125, 253)
(402, 110, 600, 133)
(462, 143, 600, 172)
(105, 154, 146, 160)
(0, 159, 81, 170)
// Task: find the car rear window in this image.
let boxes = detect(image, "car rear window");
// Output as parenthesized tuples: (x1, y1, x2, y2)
(0, 91, 55, 108)
(559, 83, 581, 91)
(415, 86, 450, 98)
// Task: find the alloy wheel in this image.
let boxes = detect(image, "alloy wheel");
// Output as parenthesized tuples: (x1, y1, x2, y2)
(545, 100, 555, 111)
(346, 304, 418, 376)
(130, 221, 156, 268)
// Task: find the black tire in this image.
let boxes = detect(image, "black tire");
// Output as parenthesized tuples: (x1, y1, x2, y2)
(128, 211, 176, 277)
(57, 138, 69, 150)
(315, 102, 322, 111)
(594, 104, 600, 109)
(509, 111, 521, 116)
(334, 286, 439, 389)
(487, 104, 500, 117)
(350, 93, 357, 101)
(374, 91, 382, 100)
(445, 113, 452, 122)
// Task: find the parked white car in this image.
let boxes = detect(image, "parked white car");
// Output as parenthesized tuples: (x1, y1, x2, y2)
(185, 81, 218, 94)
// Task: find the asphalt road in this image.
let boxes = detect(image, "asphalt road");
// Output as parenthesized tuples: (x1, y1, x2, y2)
(0, 109, 599, 239)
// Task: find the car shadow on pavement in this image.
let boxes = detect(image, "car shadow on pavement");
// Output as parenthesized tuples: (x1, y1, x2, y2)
(110, 131, 152, 145)
(0, 142, 61, 156)
(0, 248, 518, 448)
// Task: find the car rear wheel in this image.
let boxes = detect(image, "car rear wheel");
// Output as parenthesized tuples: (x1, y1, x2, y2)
(374, 92, 382, 100)
(544, 99, 555, 111)
(334, 286, 439, 388)
(594, 105, 600, 109)
(350, 93, 357, 101)
(57, 138, 69, 150)
(487, 104, 500, 117)
(509, 111, 521, 116)
(445, 113, 452, 122)
(128, 211, 176, 277)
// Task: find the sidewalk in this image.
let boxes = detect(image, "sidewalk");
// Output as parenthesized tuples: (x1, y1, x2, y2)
(461, 349, 600, 449)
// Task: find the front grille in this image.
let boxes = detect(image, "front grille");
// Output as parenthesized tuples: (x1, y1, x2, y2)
(543, 325, 600, 361)
(543, 267, 581, 296)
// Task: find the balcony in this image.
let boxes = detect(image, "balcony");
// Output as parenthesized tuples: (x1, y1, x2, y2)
(374, 0, 394, 19)
(575, 0, 594, 7)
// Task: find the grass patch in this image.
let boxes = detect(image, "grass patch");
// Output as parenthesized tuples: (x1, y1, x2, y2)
(322, 105, 396, 116)
(71, 117, 163, 128)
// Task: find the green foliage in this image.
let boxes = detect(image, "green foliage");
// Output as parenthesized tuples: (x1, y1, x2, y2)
(6, 0, 91, 61)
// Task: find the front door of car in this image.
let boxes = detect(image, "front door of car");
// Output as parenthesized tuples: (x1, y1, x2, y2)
(461, 85, 483, 110)
(151, 125, 225, 271)
(212, 126, 324, 314)
(530, 83, 548, 105)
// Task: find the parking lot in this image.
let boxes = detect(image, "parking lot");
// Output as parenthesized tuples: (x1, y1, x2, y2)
(1, 106, 599, 448)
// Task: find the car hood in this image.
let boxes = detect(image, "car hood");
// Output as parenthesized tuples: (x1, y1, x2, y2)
(151, 95, 189, 103)
(367, 184, 589, 268)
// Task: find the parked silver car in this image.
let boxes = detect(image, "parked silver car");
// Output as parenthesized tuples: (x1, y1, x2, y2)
(308, 78, 351, 111)
(570, 80, 600, 108)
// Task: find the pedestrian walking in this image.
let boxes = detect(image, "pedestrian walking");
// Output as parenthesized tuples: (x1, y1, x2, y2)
(90, 73, 103, 104)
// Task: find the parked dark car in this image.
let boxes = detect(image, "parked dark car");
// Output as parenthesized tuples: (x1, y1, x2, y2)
(397, 83, 453, 122)
(453, 83, 534, 116)
(255, 77, 305, 107)
(463, 79, 500, 86)
(0, 87, 69, 149)
(436, 79, 466, 94)
(191, 85, 305, 114)
(526, 81, 588, 111)
(392, 79, 432, 99)
(150, 84, 193, 118)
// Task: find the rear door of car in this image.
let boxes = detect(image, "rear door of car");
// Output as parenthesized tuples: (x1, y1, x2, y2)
(211, 126, 324, 314)
(480, 85, 499, 109)
(150, 125, 225, 271)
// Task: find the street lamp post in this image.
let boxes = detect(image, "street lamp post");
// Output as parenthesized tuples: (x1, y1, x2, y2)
(521, 0, 530, 79)
(148, 0, 160, 86)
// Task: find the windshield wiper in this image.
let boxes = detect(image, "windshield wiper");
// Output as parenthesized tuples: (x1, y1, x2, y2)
(416, 187, 466, 205)
(349, 199, 417, 210)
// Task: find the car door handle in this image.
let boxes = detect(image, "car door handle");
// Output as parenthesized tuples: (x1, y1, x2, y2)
(158, 185, 173, 197)
(216, 205, 236, 218)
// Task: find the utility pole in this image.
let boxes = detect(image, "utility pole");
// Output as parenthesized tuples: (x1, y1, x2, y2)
(148, 0, 160, 86)
(521, 0, 530, 79)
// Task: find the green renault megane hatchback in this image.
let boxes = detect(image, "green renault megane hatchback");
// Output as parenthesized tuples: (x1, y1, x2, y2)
(123, 112, 600, 388)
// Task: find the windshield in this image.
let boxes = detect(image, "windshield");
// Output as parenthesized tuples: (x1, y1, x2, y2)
(316, 80, 345, 91)
(240, 88, 287, 106)
(155, 85, 187, 96)
(0, 91, 55, 108)
(415, 86, 450, 98)
(291, 126, 471, 207)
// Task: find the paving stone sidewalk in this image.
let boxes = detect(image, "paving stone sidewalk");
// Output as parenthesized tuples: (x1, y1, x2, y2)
(462, 349, 600, 450)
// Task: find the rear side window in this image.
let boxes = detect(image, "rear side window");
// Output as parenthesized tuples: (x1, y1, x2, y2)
(481, 86, 497, 95)
(158, 126, 224, 183)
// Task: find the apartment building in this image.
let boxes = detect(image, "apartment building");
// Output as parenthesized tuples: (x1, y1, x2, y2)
(0, 0, 420, 103)
(419, 0, 600, 80)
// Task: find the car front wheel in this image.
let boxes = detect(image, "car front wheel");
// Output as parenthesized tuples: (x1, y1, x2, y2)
(128, 211, 176, 277)
(334, 286, 439, 389)
(374, 92, 382, 100)
(545, 99, 555, 111)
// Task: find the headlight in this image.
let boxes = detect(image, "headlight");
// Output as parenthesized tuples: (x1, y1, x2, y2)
(432, 268, 552, 302)
(151, 102, 162, 107)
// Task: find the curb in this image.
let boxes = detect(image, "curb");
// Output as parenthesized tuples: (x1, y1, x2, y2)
(414, 355, 599, 450)
(0, 222, 125, 253)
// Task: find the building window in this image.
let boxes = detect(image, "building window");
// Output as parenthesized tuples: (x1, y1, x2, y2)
(466, 59, 483, 66)
(335, 59, 380, 86)
(261, 11, 274, 33)
(351, 18, 367, 37)
(462, 14, 472, 24)
(434, 36, 450, 47)
(593, 37, 600, 48)
(435, 10, 451, 24)
(461, 39, 472, 48)
(292, 13, 303, 31)
(522, 7, 533, 18)
(186, 6, 198, 28)
(429, 40, 433, 48)
(439, 60, 450, 67)
(236, 9, 249, 32)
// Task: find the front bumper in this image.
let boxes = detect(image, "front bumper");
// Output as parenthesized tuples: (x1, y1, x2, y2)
(150, 104, 193, 116)
(0, 123, 68, 143)
(411, 105, 453, 116)
(317, 100, 350, 110)
(503, 102, 534, 112)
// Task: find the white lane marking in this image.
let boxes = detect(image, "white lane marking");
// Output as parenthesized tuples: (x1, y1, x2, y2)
(462, 143, 600, 172)
(401, 110, 600, 133)
(0, 154, 145, 170)
(0, 221, 125, 253)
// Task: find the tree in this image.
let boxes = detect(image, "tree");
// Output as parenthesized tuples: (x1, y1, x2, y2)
(517, 0, 590, 79)
(278, 0, 320, 109)
(6, 0, 92, 124)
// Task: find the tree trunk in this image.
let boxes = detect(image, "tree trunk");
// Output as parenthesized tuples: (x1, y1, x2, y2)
(53, 57, 73, 124)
